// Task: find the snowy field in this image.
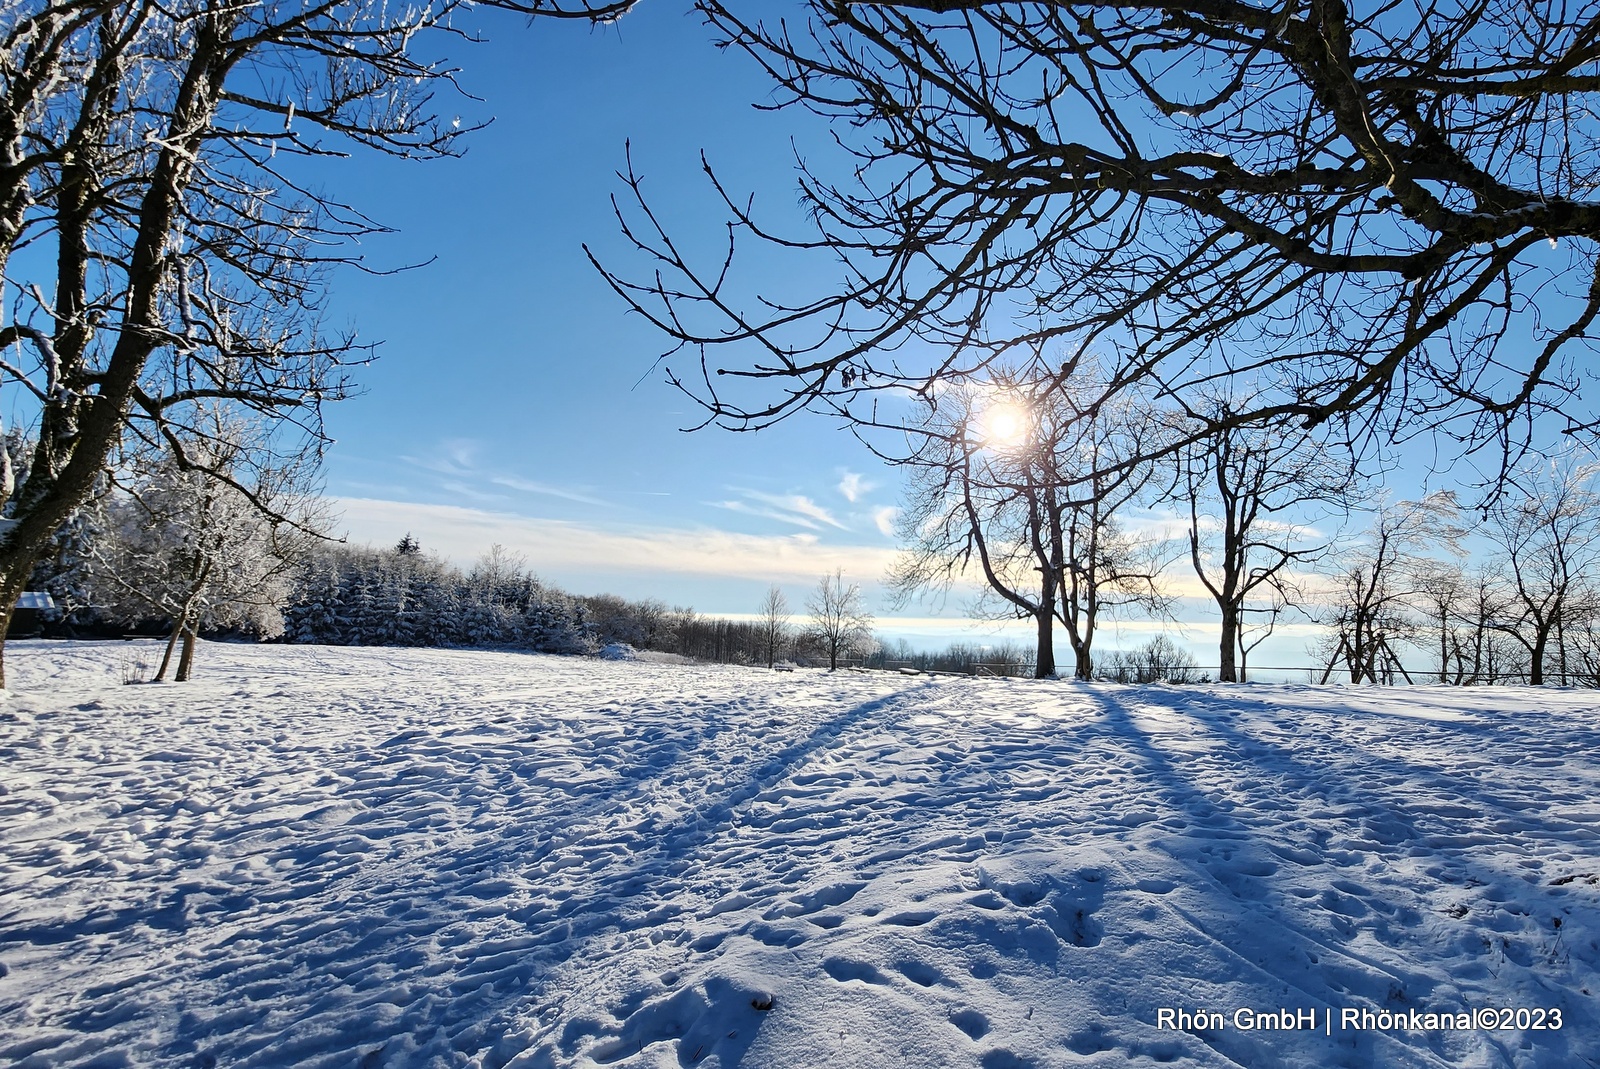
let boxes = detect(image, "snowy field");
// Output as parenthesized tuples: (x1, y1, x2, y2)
(2, 641, 1597, 1069)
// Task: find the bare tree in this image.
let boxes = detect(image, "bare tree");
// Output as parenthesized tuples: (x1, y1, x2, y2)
(1483, 459, 1600, 685)
(1099, 636, 1201, 685)
(1055, 487, 1174, 682)
(1410, 558, 1473, 685)
(598, 3, 1600, 480)
(1564, 616, 1600, 687)
(0, 0, 635, 685)
(1182, 405, 1351, 681)
(758, 584, 790, 668)
(892, 369, 1171, 680)
(891, 372, 1066, 677)
(1455, 565, 1524, 685)
(1237, 592, 1289, 684)
(1315, 494, 1459, 684)
(806, 569, 873, 671)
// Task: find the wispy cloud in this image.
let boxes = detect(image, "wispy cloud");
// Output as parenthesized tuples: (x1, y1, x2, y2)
(838, 470, 875, 503)
(712, 500, 823, 530)
(441, 438, 478, 472)
(434, 480, 509, 506)
(332, 497, 894, 584)
(872, 505, 899, 536)
(401, 437, 482, 478)
(489, 475, 608, 507)
(395, 438, 607, 509)
(398, 438, 473, 480)
(711, 489, 848, 531)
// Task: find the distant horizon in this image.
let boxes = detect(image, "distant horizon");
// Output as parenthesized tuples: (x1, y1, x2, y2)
(331, 493, 1342, 674)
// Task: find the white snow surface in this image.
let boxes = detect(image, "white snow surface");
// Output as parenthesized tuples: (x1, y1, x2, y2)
(2, 640, 1597, 1069)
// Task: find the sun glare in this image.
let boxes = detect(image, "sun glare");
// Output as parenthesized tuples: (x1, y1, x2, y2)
(978, 401, 1031, 450)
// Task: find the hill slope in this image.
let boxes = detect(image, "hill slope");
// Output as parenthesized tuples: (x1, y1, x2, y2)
(1, 641, 1596, 1068)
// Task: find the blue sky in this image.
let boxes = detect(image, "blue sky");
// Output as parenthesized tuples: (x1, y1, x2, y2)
(315, 6, 973, 636)
(295, 4, 1478, 667)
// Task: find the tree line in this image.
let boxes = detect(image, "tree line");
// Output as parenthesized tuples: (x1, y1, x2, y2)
(22, 400, 1600, 689)
(21, 456, 893, 678)
(885, 366, 1600, 686)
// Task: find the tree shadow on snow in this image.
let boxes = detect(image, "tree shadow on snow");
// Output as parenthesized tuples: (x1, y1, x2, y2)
(1092, 686, 1594, 1069)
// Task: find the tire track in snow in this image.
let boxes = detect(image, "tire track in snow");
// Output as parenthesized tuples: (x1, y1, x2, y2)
(464, 680, 946, 1065)
(0, 646, 932, 1069)
(218, 672, 928, 1068)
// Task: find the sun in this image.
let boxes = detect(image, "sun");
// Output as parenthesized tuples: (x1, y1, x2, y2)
(977, 400, 1032, 450)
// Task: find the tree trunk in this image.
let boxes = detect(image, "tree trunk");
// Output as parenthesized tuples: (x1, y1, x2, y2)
(1471, 613, 1486, 683)
(155, 618, 185, 682)
(1034, 607, 1055, 678)
(1558, 615, 1568, 686)
(175, 626, 199, 682)
(1034, 571, 1057, 678)
(1074, 643, 1093, 681)
(1530, 629, 1547, 686)
(0, 567, 29, 688)
(1218, 604, 1240, 682)
(0, 495, 108, 689)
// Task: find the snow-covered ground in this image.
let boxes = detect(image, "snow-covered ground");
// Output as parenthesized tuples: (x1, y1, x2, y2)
(2, 641, 1597, 1069)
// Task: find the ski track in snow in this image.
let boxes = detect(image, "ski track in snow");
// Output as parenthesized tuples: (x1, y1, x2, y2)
(0, 640, 1597, 1069)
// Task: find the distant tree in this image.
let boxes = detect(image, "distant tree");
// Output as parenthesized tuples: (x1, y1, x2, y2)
(396, 534, 422, 556)
(457, 544, 524, 646)
(522, 589, 595, 655)
(1483, 460, 1600, 685)
(806, 570, 874, 671)
(758, 585, 791, 668)
(1409, 557, 1473, 684)
(1564, 618, 1600, 688)
(665, 606, 698, 658)
(285, 552, 346, 644)
(1055, 502, 1173, 683)
(1100, 636, 1201, 684)
(283, 540, 594, 653)
(1182, 404, 1350, 681)
(1413, 562, 1526, 685)
(1235, 590, 1290, 683)
(1462, 567, 1513, 684)
(1315, 494, 1460, 684)
(584, 594, 671, 649)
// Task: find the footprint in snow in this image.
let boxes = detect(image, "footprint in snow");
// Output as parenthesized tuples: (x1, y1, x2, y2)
(822, 956, 890, 985)
(950, 1007, 990, 1040)
(975, 852, 1108, 947)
